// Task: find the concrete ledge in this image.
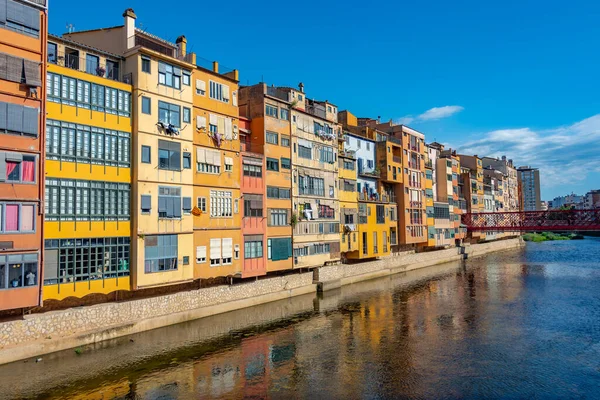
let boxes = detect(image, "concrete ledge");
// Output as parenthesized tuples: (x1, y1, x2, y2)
(316, 279, 342, 292)
(0, 284, 316, 365)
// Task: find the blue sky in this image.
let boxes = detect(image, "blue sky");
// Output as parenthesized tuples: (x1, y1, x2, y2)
(49, 1, 600, 200)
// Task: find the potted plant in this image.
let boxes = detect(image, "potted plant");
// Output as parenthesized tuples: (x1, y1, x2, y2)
(96, 65, 106, 77)
(290, 213, 298, 228)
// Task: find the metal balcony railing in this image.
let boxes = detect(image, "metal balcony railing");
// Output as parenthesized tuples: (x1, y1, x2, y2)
(48, 50, 122, 82)
(393, 156, 402, 164)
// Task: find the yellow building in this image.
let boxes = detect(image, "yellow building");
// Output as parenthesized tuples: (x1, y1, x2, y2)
(43, 35, 132, 300)
(457, 154, 485, 242)
(66, 10, 197, 289)
(425, 152, 436, 247)
(192, 61, 242, 279)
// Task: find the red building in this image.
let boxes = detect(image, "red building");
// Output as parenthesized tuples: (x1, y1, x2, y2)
(239, 116, 267, 278)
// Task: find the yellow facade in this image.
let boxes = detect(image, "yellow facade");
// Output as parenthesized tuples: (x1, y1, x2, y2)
(339, 147, 359, 254)
(192, 66, 242, 279)
(348, 202, 394, 259)
(425, 162, 435, 247)
(44, 57, 133, 300)
(126, 48, 196, 289)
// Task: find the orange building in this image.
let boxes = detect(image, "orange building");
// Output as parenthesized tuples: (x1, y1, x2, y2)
(0, 0, 47, 311)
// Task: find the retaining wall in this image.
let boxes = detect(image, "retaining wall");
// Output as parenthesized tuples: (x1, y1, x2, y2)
(0, 237, 524, 365)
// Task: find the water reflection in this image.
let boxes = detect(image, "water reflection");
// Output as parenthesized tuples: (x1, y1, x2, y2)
(2, 238, 600, 399)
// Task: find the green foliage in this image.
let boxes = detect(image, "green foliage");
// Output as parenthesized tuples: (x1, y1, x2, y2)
(523, 232, 574, 242)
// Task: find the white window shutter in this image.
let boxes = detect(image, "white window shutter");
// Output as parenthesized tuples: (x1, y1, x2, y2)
(232, 91, 238, 106)
(196, 115, 207, 129)
(222, 238, 233, 258)
(210, 238, 221, 259)
(196, 79, 206, 92)
(224, 117, 233, 140)
(196, 246, 206, 263)
(209, 113, 218, 126)
(222, 85, 230, 100)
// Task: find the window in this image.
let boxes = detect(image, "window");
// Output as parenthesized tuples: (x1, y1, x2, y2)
(2, 154, 36, 183)
(298, 143, 312, 160)
(266, 131, 278, 145)
(343, 160, 355, 170)
(140, 195, 151, 214)
(267, 238, 292, 261)
(141, 146, 151, 164)
(329, 185, 334, 198)
(318, 205, 335, 219)
(158, 101, 181, 127)
(197, 197, 206, 212)
(182, 197, 192, 214)
(265, 105, 278, 118)
(141, 56, 151, 73)
(244, 195, 263, 217)
(244, 237, 263, 259)
(48, 42, 57, 64)
(182, 71, 191, 86)
(281, 157, 291, 169)
(297, 94, 303, 101)
(0, 101, 39, 137)
(183, 152, 191, 169)
(225, 163, 232, 172)
(267, 186, 291, 199)
(269, 209, 288, 226)
(196, 246, 206, 263)
(266, 158, 279, 171)
(243, 163, 262, 177)
(0, 253, 38, 290)
(376, 205, 385, 224)
(86, 54, 100, 75)
(45, 120, 130, 168)
(281, 135, 290, 147)
(209, 81, 229, 102)
(319, 146, 335, 163)
(183, 107, 191, 123)
(158, 139, 181, 171)
(45, 178, 130, 222)
(0, 203, 35, 233)
(158, 62, 181, 89)
(3, 1, 40, 37)
(145, 235, 178, 273)
(141, 97, 151, 114)
(210, 190, 232, 217)
(280, 108, 289, 120)
(298, 176, 325, 196)
(158, 186, 182, 219)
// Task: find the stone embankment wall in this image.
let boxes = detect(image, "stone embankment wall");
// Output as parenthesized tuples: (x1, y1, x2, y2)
(0, 237, 523, 365)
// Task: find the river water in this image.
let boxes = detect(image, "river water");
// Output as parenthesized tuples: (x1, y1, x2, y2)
(1, 238, 600, 399)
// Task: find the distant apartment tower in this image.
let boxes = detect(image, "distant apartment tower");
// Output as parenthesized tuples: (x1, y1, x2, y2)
(585, 190, 600, 209)
(517, 166, 541, 211)
(0, 0, 47, 311)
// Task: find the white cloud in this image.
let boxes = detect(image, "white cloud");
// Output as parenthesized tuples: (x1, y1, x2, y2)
(455, 114, 600, 196)
(396, 105, 464, 125)
(418, 105, 464, 121)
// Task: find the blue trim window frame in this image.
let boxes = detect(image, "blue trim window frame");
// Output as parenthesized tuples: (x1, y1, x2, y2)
(46, 72, 131, 117)
(144, 234, 178, 273)
(158, 62, 181, 89)
(45, 119, 130, 168)
(158, 101, 181, 128)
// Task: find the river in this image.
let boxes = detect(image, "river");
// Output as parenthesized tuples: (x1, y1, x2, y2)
(1, 238, 600, 399)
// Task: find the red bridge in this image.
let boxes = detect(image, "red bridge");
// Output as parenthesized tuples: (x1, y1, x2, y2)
(462, 209, 600, 232)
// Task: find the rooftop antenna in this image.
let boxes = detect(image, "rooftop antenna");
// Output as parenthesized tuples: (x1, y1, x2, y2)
(66, 23, 74, 33)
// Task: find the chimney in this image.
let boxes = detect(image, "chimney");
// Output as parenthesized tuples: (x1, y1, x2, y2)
(123, 8, 137, 50)
(213, 61, 219, 73)
(176, 35, 187, 58)
(502, 155, 506, 161)
(298, 82, 304, 93)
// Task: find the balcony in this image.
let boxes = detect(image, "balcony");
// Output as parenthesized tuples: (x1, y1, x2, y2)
(425, 160, 433, 168)
(134, 35, 196, 64)
(409, 201, 423, 208)
(408, 161, 420, 169)
(379, 135, 402, 145)
(49, 50, 122, 82)
(306, 103, 326, 119)
(340, 149, 356, 159)
(266, 87, 291, 102)
(358, 192, 392, 203)
(392, 156, 402, 164)
(359, 169, 380, 178)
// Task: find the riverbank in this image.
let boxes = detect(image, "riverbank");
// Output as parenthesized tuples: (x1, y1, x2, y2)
(523, 232, 584, 242)
(0, 237, 524, 365)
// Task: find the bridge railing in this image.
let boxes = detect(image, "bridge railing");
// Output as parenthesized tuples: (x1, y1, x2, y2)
(462, 209, 600, 231)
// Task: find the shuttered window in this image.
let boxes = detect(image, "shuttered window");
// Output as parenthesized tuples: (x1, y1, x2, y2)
(158, 186, 182, 219)
(0, 102, 38, 137)
(3, 0, 40, 37)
